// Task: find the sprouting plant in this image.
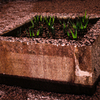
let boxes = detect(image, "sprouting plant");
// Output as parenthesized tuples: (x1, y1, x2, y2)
(36, 15, 39, 22)
(36, 29, 40, 38)
(63, 21, 66, 34)
(29, 28, 34, 37)
(31, 19, 34, 27)
(40, 15, 42, 22)
(80, 11, 89, 29)
(69, 19, 79, 30)
(34, 15, 40, 26)
(82, 10, 89, 24)
(67, 29, 77, 39)
(44, 16, 55, 32)
(63, 21, 69, 35)
(32, 30, 35, 37)
(78, 12, 89, 30)
(59, 20, 63, 27)
(23, 10, 89, 40)
(26, 20, 35, 37)
(69, 10, 89, 30)
(44, 16, 48, 24)
(29, 25, 34, 37)
(67, 31, 70, 37)
(70, 29, 77, 39)
(52, 16, 55, 26)
(34, 16, 36, 23)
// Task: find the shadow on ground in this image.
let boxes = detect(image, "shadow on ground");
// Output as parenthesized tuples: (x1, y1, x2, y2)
(0, 74, 100, 96)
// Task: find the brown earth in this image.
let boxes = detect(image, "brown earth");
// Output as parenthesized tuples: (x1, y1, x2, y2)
(0, 0, 100, 99)
(6, 16, 98, 41)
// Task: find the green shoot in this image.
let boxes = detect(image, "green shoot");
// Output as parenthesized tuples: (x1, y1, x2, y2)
(63, 21, 66, 34)
(34, 16, 37, 23)
(31, 19, 34, 27)
(36, 15, 39, 22)
(49, 16, 51, 24)
(59, 20, 63, 27)
(32, 30, 35, 37)
(40, 15, 42, 22)
(84, 20, 89, 29)
(69, 19, 78, 30)
(70, 29, 77, 39)
(34, 15, 40, 26)
(36, 29, 40, 38)
(63, 21, 69, 35)
(67, 31, 70, 37)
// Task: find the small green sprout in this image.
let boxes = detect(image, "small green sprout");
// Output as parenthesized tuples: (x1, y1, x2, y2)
(34, 16, 36, 23)
(36, 15, 39, 22)
(32, 30, 35, 37)
(44, 16, 55, 33)
(63, 21, 66, 34)
(67, 31, 70, 37)
(63, 21, 69, 35)
(69, 29, 77, 39)
(40, 15, 42, 22)
(31, 19, 34, 27)
(59, 20, 63, 26)
(69, 10, 89, 31)
(49, 16, 51, 24)
(36, 29, 40, 38)
(34, 15, 40, 26)
(82, 10, 89, 23)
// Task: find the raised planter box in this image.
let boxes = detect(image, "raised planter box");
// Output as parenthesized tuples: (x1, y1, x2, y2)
(0, 12, 100, 93)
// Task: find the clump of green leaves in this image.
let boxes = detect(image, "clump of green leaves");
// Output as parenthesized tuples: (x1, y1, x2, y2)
(24, 10, 89, 40)
(70, 10, 89, 30)
(62, 10, 89, 39)
(44, 16, 55, 35)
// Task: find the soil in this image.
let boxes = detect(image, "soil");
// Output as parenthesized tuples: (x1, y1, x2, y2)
(4, 15, 98, 41)
(0, 0, 100, 99)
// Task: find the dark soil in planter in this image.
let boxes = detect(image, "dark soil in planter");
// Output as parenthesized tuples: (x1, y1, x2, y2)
(2, 16, 99, 42)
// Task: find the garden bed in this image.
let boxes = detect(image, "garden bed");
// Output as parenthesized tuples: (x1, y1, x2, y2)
(2, 13, 99, 41)
(0, 12, 100, 92)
